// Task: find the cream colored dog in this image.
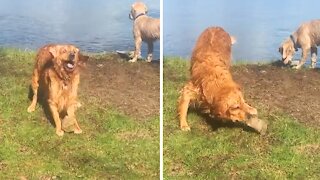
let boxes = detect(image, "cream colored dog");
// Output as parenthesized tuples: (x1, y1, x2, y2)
(129, 2, 160, 62)
(279, 19, 320, 69)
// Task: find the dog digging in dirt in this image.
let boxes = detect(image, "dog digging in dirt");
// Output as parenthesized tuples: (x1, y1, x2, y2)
(27, 44, 88, 136)
(178, 27, 267, 134)
(279, 19, 320, 69)
(129, 2, 160, 63)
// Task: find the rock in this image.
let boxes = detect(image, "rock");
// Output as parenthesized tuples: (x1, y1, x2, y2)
(62, 115, 77, 133)
(246, 117, 268, 135)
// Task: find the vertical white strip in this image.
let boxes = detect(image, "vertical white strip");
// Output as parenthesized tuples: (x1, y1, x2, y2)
(159, 0, 163, 179)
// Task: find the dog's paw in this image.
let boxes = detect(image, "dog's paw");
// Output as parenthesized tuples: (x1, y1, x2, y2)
(27, 105, 35, 113)
(74, 128, 83, 134)
(146, 55, 153, 62)
(77, 102, 82, 108)
(146, 58, 152, 63)
(292, 65, 301, 69)
(56, 130, 64, 136)
(180, 125, 191, 131)
(129, 59, 137, 63)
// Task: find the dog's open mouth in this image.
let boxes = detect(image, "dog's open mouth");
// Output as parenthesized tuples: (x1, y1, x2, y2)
(64, 61, 76, 72)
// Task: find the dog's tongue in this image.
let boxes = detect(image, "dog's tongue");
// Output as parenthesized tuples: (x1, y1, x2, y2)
(67, 63, 74, 69)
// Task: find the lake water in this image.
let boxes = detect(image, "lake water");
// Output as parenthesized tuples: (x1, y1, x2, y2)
(0, 0, 160, 59)
(164, 0, 320, 62)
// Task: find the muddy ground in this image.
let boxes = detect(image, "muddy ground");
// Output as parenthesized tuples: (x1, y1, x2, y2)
(232, 61, 320, 127)
(80, 54, 159, 120)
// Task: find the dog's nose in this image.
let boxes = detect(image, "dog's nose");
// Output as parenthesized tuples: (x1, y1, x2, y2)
(69, 53, 75, 61)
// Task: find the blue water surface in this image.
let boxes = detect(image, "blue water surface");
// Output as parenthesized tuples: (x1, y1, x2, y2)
(0, 0, 160, 59)
(164, 0, 320, 62)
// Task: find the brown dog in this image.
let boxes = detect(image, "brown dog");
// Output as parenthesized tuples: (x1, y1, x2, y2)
(279, 19, 320, 69)
(129, 2, 160, 62)
(27, 44, 88, 136)
(178, 27, 267, 134)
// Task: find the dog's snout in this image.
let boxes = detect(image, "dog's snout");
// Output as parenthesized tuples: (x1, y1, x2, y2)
(69, 53, 75, 61)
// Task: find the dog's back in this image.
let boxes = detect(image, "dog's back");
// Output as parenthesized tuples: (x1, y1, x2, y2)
(295, 19, 320, 46)
(190, 27, 233, 87)
(134, 16, 160, 41)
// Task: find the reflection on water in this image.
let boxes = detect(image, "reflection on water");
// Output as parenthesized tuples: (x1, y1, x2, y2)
(0, 0, 159, 59)
(164, 0, 320, 62)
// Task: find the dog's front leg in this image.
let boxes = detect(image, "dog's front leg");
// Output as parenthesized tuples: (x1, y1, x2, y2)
(146, 42, 153, 62)
(311, 47, 317, 68)
(67, 104, 82, 134)
(178, 82, 198, 131)
(294, 47, 310, 69)
(48, 101, 64, 136)
(129, 37, 142, 63)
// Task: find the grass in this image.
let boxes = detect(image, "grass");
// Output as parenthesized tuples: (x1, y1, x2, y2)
(163, 57, 320, 179)
(0, 48, 159, 179)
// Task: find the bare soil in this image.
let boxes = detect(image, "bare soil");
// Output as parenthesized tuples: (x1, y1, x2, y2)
(232, 61, 320, 127)
(80, 54, 159, 120)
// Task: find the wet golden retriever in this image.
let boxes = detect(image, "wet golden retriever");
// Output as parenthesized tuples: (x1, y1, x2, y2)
(27, 44, 88, 136)
(178, 27, 267, 134)
(129, 2, 160, 62)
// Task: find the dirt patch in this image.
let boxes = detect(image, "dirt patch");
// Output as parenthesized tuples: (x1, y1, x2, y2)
(80, 53, 159, 120)
(231, 62, 320, 127)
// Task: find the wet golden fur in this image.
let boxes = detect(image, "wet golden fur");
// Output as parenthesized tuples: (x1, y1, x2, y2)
(129, 2, 160, 62)
(178, 27, 257, 131)
(27, 44, 88, 136)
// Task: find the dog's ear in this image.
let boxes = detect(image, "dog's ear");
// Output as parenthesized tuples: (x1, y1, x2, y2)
(48, 46, 66, 58)
(144, 4, 148, 14)
(230, 36, 237, 45)
(48, 46, 59, 58)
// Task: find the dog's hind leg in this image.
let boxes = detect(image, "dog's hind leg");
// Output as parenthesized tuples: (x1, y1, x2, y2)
(178, 82, 198, 131)
(48, 101, 64, 136)
(27, 68, 39, 112)
(146, 41, 153, 62)
(311, 47, 317, 68)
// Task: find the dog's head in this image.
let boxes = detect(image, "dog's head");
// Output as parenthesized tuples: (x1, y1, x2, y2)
(48, 45, 84, 73)
(129, 2, 148, 20)
(214, 85, 257, 122)
(279, 38, 296, 65)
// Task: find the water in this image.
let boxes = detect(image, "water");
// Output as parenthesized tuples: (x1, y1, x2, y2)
(0, 0, 160, 59)
(164, 0, 320, 62)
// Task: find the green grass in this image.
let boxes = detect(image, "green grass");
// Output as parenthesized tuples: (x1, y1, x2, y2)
(163, 57, 320, 179)
(0, 48, 159, 179)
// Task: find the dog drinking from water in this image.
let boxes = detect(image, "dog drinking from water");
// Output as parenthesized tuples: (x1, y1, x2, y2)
(279, 19, 320, 69)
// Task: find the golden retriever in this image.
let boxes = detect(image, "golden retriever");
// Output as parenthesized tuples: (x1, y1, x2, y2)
(178, 27, 267, 134)
(27, 44, 88, 136)
(279, 19, 320, 69)
(129, 2, 160, 62)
